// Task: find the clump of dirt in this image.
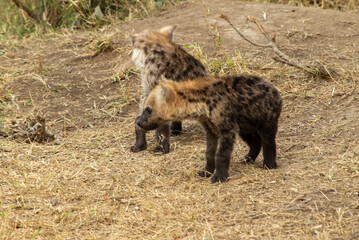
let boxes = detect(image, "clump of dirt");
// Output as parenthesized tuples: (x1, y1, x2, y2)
(2, 116, 61, 144)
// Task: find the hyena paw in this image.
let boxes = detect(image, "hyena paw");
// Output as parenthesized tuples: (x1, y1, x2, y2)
(198, 169, 213, 178)
(211, 173, 229, 183)
(170, 122, 182, 136)
(130, 144, 147, 152)
(263, 161, 277, 169)
(171, 129, 182, 136)
(153, 143, 170, 154)
(239, 155, 255, 164)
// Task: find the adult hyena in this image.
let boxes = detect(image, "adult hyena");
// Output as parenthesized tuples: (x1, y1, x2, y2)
(136, 75, 282, 183)
(130, 26, 207, 153)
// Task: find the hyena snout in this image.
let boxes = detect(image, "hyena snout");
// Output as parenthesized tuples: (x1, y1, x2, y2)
(135, 115, 159, 131)
(135, 116, 146, 128)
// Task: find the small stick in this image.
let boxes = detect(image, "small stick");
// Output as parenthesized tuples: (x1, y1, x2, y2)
(220, 14, 270, 48)
(248, 16, 317, 74)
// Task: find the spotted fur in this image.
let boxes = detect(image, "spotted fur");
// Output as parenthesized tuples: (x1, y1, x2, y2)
(136, 75, 282, 183)
(131, 26, 207, 153)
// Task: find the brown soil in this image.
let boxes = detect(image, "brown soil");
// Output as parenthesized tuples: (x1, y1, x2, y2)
(1, 0, 358, 239)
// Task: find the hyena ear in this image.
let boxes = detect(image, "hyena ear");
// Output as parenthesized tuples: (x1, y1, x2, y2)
(159, 25, 177, 41)
(158, 83, 173, 104)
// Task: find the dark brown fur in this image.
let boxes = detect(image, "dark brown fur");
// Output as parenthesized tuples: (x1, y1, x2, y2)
(136, 75, 282, 183)
(131, 26, 207, 153)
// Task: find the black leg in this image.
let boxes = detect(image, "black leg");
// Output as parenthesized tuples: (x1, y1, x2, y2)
(198, 123, 218, 178)
(259, 123, 278, 169)
(211, 132, 235, 183)
(262, 138, 277, 169)
(170, 121, 182, 136)
(130, 124, 147, 152)
(239, 131, 261, 163)
(131, 96, 148, 152)
(154, 123, 170, 154)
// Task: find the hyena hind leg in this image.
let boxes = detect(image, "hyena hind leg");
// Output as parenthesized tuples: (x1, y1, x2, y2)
(239, 131, 262, 164)
(154, 123, 170, 154)
(259, 124, 278, 169)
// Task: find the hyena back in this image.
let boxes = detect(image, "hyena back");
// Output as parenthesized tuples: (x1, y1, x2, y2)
(131, 25, 207, 153)
(136, 75, 282, 183)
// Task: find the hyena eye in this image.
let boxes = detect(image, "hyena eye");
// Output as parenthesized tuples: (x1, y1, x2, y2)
(145, 107, 152, 114)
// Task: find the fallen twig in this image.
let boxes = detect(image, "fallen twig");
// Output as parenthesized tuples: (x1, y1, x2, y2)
(220, 14, 331, 77)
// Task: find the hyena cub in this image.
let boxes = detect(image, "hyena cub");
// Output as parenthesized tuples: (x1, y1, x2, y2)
(136, 75, 282, 183)
(131, 25, 207, 153)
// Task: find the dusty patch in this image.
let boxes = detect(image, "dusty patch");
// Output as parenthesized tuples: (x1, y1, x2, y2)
(0, 0, 358, 239)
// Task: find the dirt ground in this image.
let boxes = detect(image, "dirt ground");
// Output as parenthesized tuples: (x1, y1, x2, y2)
(1, 0, 359, 239)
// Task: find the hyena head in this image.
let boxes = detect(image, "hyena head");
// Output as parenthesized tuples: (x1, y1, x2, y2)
(130, 25, 176, 69)
(136, 83, 175, 131)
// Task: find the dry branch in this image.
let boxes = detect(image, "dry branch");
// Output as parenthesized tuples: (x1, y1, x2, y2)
(220, 14, 331, 77)
(11, 0, 40, 22)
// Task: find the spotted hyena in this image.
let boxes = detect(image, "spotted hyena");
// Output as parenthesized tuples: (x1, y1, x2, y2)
(130, 25, 207, 153)
(136, 75, 282, 183)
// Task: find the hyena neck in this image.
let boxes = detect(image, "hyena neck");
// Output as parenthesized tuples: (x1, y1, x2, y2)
(165, 80, 211, 121)
(165, 101, 207, 121)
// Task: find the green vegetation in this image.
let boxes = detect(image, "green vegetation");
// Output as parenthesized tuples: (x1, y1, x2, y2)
(0, 0, 178, 37)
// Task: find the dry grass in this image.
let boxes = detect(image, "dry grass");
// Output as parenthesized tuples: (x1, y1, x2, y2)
(1, 0, 359, 239)
(1, 117, 359, 239)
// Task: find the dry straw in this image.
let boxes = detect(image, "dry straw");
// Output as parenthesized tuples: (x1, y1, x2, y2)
(1, 0, 359, 239)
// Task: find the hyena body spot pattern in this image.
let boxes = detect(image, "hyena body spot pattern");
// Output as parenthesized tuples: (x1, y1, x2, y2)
(136, 75, 282, 183)
(130, 25, 207, 153)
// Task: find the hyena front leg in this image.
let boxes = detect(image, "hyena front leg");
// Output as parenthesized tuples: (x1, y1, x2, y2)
(212, 132, 235, 183)
(131, 125, 147, 152)
(154, 123, 170, 153)
(131, 96, 148, 152)
(198, 122, 218, 178)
